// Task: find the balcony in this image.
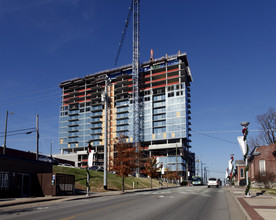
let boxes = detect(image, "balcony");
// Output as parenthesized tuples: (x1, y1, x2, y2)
(68, 117, 79, 122)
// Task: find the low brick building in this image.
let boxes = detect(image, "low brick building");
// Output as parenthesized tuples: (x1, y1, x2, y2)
(234, 160, 246, 186)
(0, 147, 75, 197)
(248, 143, 276, 188)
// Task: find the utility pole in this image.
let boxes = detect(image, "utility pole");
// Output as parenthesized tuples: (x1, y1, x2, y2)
(36, 114, 39, 160)
(50, 141, 53, 157)
(204, 166, 208, 185)
(195, 156, 200, 176)
(201, 162, 203, 179)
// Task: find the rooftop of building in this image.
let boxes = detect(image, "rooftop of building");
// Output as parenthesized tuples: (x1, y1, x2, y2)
(59, 52, 192, 88)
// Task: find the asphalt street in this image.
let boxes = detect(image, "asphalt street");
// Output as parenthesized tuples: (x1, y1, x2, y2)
(0, 186, 246, 220)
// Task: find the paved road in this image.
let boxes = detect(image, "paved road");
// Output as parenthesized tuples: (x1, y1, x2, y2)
(0, 186, 246, 220)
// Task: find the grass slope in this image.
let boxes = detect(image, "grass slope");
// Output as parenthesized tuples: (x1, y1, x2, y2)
(53, 166, 177, 192)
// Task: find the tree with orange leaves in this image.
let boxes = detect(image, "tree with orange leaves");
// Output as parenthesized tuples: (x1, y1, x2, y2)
(112, 136, 138, 191)
(144, 157, 159, 189)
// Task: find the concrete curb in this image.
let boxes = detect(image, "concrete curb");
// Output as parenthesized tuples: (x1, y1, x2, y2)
(0, 197, 61, 208)
(227, 187, 252, 220)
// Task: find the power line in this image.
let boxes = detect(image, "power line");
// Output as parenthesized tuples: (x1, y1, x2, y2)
(3, 91, 60, 105)
(191, 130, 238, 145)
(191, 129, 265, 134)
(0, 127, 36, 134)
(191, 129, 276, 145)
(0, 130, 36, 137)
(0, 87, 58, 100)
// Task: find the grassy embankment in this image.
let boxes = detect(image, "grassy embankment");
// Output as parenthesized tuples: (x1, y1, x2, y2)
(53, 166, 177, 192)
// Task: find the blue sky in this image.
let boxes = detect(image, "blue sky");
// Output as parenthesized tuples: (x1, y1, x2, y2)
(0, 0, 275, 180)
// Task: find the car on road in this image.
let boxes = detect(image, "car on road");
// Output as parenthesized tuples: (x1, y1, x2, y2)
(207, 177, 219, 188)
(192, 176, 203, 186)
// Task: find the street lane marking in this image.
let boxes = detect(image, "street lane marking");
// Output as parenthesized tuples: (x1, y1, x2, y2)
(36, 207, 49, 210)
(59, 197, 142, 220)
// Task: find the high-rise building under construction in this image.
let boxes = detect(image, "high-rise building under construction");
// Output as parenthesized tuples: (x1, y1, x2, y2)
(58, 52, 193, 177)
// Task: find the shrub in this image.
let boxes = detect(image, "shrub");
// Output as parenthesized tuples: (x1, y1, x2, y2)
(180, 181, 188, 186)
(255, 171, 276, 189)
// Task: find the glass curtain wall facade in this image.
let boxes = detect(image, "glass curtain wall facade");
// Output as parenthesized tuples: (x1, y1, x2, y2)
(59, 52, 193, 175)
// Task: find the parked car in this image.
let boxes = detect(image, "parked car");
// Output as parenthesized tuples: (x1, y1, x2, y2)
(207, 177, 219, 188)
(38, 156, 59, 165)
(89, 165, 104, 172)
(59, 163, 75, 168)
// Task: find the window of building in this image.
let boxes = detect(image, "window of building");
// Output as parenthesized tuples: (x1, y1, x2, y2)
(259, 160, 266, 176)
(145, 97, 150, 101)
(0, 172, 9, 189)
(240, 168, 244, 178)
(168, 86, 174, 91)
(168, 92, 174, 98)
(153, 127, 166, 134)
(144, 90, 151, 96)
(153, 88, 165, 95)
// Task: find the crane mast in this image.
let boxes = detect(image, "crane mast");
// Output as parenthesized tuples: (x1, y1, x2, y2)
(114, 0, 140, 156)
(132, 0, 140, 150)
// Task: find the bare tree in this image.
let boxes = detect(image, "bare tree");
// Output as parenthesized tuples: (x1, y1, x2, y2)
(256, 108, 276, 145)
(247, 134, 263, 151)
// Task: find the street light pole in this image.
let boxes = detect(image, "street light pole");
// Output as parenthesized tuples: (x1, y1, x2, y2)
(36, 114, 39, 160)
(3, 111, 14, 155)
(238, 121, 250, 197)
(3, 111, 9, 155)
(176, 143, 178, 183)
(186, 147, 189, 181)
(103, 75, 109, 190)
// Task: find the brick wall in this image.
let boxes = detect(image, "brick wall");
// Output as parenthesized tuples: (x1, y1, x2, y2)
(249, 143, 276, 181)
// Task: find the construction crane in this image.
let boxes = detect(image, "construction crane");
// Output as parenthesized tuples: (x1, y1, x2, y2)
(115, 0, 140, 152)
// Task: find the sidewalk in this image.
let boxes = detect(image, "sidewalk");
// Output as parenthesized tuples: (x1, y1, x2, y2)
(227, 186, 276, 220)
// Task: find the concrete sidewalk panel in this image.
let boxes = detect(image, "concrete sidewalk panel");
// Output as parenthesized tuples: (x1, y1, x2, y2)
(255, 209, 276, 220)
